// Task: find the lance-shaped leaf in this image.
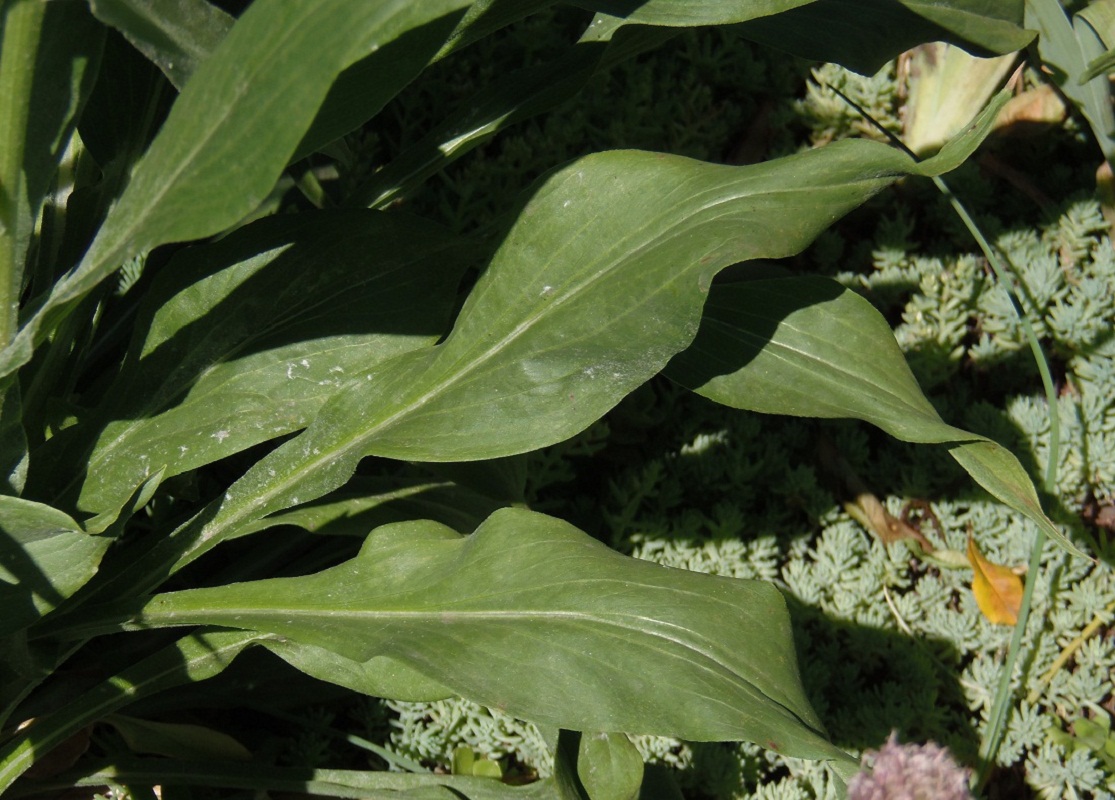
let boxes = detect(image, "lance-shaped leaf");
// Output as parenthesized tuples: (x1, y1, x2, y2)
(0, 0, 471, 382)
(264, 640, 454, 703)
(664, 276, 1084, 557)
(581, 0, 818, 26)
(0, 497, 108, 637)
(34, 210, 471, 517)
(88, 0, 234, 90)
(735, 0, 1032, 75)
(234, 476, 506, 540)
(137, 508, 854, 764)
(93, 92, 1009, 587)
(0, 1, 102, 345)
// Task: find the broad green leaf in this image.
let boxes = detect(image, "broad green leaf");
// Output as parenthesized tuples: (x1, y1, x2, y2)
(0, 1, 102, 345)
(265, 640, 455, 702)
(138, 508, 853, 764)
(101, 90, 1008, 585)
(736, 0, 1032, 75)
(105, 714, 251, 761)
(577, 732, 643, 800)
(88, 0, 234, 90)
(665, 277, 968, 441)
(236, 476, 506, 539)
(0, 629, 264, 793)
(0, 497, 108, 637)
(664, 276, 1084, 557)
(34, 210, 470, 517)
(0, 0, 471, 383)
(292, 4, 470, 161)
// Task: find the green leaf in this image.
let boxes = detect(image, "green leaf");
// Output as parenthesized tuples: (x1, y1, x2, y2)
(577, 732, 643, 800)
(452, 746, 504, 779)
(0, 0, 470, 383)
(434, 0, 561, 61)
(1027, 0, 1115, 162)
(665, 277, 968, 442)
(903, 43, 1017, 156)
(0, 377, 28, 494)
(292, 3, 471, 161)
(36, 210, 471, 517)
(736, 0, 1032, 75)
(0, 497, 108, 637)
(0, 0, 103, 346)
(579, 0, 818, 26)
(265, 640, 454, 702)
(664, 276, 1085, 557)
(236, 476, 507, 539)
(106, 89, 1007, 584)
(88, 0, 234, 90)
(1081, 43, 1115, 83)
(18, 760, 565, 799)
(138, 508, 852, 764)
(0, 629, 263, 793)
(105, 714, 252, 761)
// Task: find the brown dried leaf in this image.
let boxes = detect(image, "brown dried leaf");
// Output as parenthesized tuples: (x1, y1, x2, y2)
(847, 492, 936, 552)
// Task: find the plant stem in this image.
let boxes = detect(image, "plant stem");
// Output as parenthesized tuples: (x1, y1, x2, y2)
(931, 176, 1062, 791)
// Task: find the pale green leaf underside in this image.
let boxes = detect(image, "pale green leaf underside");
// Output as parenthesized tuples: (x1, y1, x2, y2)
(140, 508, 850, 762)
(265, 641, 454, 703)
(665, 277, 1083, 557)
(51, 211, 469, 517)
(158, 94, 1007, 571)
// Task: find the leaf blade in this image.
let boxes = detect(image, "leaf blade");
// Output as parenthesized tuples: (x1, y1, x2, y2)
(0, 0, 470, 382)
(140, 508, 852, 763)
(665, 276, 1085, 558)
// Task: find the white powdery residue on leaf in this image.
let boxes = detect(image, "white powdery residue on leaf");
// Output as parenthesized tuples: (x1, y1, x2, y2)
(213, 430, 230, 442)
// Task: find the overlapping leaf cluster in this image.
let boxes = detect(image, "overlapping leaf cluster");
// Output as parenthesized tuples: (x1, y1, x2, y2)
(0, 1, 1085, 797)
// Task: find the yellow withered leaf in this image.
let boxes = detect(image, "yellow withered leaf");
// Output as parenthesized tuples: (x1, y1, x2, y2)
(967, 533, 1023, 626)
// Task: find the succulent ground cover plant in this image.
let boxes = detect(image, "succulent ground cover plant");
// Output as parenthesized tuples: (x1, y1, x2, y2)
(0, 1, 1111, 798)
